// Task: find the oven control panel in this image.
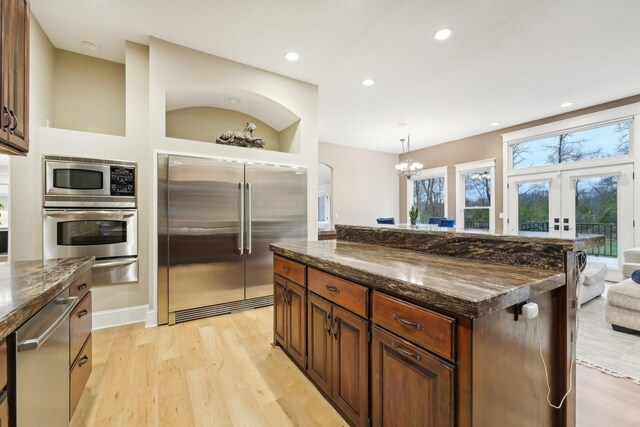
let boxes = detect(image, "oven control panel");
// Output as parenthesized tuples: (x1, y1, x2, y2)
(110, 166, 135, 196)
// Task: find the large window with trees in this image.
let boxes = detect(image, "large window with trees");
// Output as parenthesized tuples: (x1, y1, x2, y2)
(455, 159, 496, 233)
(511, 120, 631, 170)
(408, 167, 447, 223)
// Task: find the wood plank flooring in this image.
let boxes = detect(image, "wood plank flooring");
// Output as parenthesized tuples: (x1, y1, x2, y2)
(576, 364, 640, 427)
(72, 306, 640, 427)
(71, 307, 347, 427)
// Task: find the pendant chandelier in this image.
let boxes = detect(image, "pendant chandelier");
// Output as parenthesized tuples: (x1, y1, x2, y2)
(395, 134, 423, 180)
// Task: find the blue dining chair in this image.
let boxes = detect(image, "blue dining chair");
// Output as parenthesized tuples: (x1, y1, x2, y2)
(428, 217, 442, 225)
(376, 217, 395, 224)
(439, 219, 456, 228)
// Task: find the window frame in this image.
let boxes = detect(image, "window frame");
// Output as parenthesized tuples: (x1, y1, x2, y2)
(501, 102, 640, 236)
(455, 158, 496, 233)
(407, 166, 448, 224)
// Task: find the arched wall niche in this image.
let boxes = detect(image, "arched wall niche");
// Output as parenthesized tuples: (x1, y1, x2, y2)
(165, 85, 301, 153)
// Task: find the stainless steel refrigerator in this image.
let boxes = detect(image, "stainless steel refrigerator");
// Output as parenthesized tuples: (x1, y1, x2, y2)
(157, 154, 307, 325)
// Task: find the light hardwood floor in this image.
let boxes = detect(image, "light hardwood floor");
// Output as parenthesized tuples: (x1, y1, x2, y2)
(72, 307, 640, 427)
(71, 307, 347, 427)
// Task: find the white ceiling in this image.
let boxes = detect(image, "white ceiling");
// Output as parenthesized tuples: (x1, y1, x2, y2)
(31, 0, 640, 154)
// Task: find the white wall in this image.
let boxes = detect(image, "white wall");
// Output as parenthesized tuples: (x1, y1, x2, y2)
(10, 16, 55, 261)
(319, 142, 399, 226)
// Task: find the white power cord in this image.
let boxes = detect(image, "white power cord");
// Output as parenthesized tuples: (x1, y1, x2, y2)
(533, 270, 582, 410)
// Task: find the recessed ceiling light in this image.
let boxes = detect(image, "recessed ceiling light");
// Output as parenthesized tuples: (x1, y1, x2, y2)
(285, 52, 299, 61)
(398, 122, 408, 127)
(229, 98, 243, 104)
(490, 122, 501, 126)
(78, 39, 100, 51)
(362, 79, 375, 87)
(560, 102, 573, 108)
(433, 28, 453, 41)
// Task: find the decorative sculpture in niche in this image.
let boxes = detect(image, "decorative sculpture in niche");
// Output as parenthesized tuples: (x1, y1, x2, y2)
(216, 122, 265, 148)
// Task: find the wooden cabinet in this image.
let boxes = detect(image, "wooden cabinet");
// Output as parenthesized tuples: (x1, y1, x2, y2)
(372, 326, 454, 427)
(273, 274, 306, 368)
(307, 292, 369, 427)
(69, 271, 92, 419)
(372, 292, 455, 362)
(0, 0, 29, 155)
(70, 334, 92, 417)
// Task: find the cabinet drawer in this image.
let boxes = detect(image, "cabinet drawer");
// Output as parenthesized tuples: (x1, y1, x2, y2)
(70, 334, 92, 418)
(274, 255, 306, 286)
(70, 292, 92, 366)
(69, 270, 92, 302)
(308, 269, 368, 318)
(372, 292, 455, 361)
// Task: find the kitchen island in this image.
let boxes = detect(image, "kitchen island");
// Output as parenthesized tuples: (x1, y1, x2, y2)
(0, 256, 94, 425)
(270, 225, 604, 427)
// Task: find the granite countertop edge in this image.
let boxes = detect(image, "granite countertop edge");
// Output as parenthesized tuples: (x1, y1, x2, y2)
(0, 257, 95, 341)
(270, 245, 566, 318)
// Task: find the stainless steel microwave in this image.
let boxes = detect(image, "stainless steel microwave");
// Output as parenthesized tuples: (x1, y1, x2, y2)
(43, 155, 136, 208)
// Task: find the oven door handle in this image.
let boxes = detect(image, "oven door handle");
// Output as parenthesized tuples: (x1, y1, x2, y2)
(17, 297, 80, 352)
(45, 210, 136, 219)
(92, 258, 138, 269)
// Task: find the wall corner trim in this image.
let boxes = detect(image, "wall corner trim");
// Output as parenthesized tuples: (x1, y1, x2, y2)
(145, 310, 158, 329)
(92, 304, 149, 331)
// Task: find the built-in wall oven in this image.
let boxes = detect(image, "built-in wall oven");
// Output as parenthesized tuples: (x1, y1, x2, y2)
(43, 156, 138, 285)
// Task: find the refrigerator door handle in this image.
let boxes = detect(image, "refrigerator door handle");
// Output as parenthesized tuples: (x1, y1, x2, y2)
(246, 182, 252, 255)
(238, 182, 245, 255)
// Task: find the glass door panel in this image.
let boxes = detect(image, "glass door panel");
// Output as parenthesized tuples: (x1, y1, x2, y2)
(507, 173, 561, 237)
(518, 182, 550, 233)
(562, 164, 633, 276)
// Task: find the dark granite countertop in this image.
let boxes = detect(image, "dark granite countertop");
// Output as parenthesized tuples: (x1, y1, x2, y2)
(0, 257, 95, 340)
(318, 230, 336, 236)
(270, 240, 565, 318)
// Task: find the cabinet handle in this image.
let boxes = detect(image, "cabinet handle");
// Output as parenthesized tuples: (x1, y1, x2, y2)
(392, 313, 421, 330)
(325, 313, 331, 336)
(2, 106, 10, 129)
(78, 355, 89, 367)
(78, 309, 89, 318)
(78, 283, 88, 290)
(325, 285, 340, 294)
(281, 286, 288, 304)
(283, 266, 291, 274)
(286, 288, 293, 305)
(9, 109, 17, 131)
(331, 315, 339, 339)
(392, 342, 421, 361)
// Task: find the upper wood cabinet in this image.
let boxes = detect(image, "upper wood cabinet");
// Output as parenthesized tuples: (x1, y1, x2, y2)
(0, 0, 29, 155)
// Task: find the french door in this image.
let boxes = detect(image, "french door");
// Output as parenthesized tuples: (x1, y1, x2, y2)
(508, 164, 633, 276)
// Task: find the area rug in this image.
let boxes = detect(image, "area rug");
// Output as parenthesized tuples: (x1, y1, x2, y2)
(577, 295, 640, 384)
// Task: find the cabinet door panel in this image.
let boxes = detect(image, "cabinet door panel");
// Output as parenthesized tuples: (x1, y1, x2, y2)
(273, 275, 287, 347)
(372, 327, 454, 427)
(8, 0, 27, 150)
(332, 305, 369, 427)
(287, 281, 306, 367)
(307, 292, 332, 395)
(0, 0, 10, 145)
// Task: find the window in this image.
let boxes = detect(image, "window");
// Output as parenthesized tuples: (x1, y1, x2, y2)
(511, 120, 631, 170)
(407, 166, 447, 224)
(455, 159, 496, 233)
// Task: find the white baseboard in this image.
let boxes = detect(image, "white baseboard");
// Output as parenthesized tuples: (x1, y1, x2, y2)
(145, 310, 158, 328)
(92, 304, 149, 330)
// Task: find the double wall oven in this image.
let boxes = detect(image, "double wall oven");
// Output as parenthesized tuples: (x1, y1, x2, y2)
(43, 156, 138, 285)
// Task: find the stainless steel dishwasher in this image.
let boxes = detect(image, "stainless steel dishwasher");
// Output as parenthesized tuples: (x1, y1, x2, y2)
(13, 288, 79, 426)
